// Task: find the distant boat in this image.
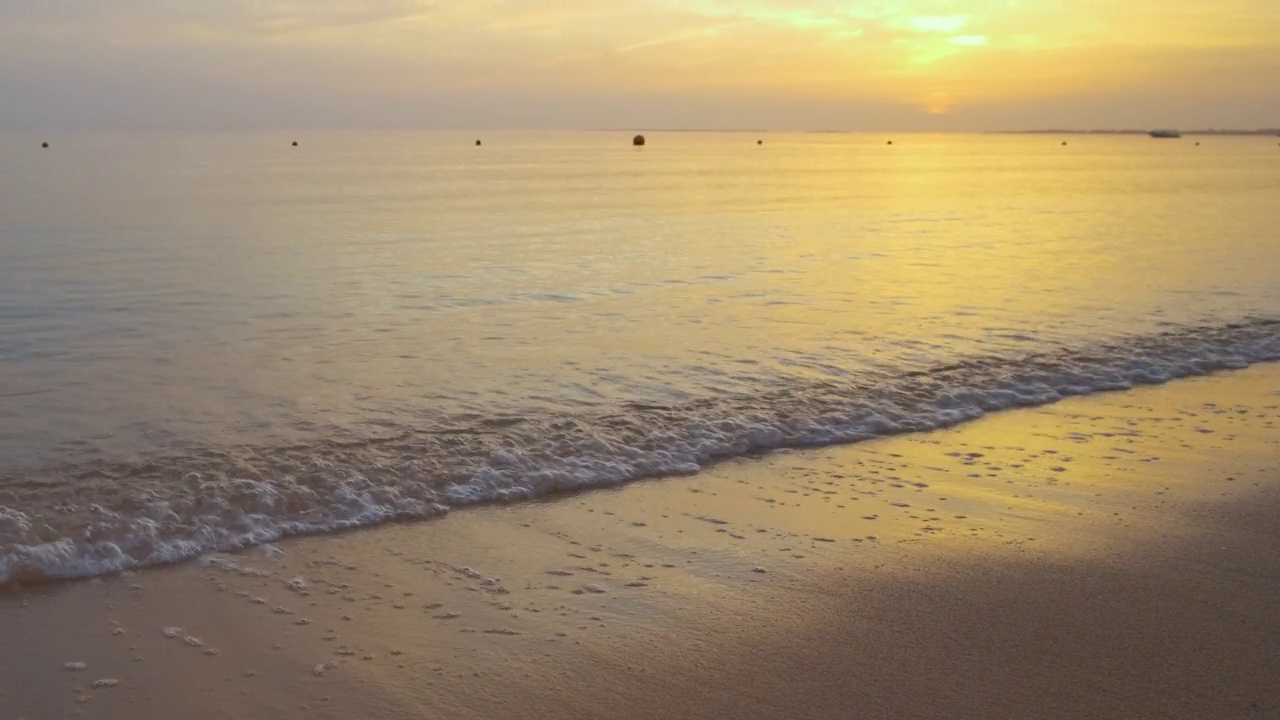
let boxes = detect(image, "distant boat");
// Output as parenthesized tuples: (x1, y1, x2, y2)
(1149, 129, 1182, 139)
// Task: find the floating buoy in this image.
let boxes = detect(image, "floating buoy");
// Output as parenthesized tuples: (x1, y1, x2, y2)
(1062, 141, 1068, 146)
(632, 134, 646, 146)
(887, 140, 893, 145)
(291, 141, 298, 147)
(757, 139, 763, 145)
(41, 142, 49, 149)
(475, 140, 481, 146)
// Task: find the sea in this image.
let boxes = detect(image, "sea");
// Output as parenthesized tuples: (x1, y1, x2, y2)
(1, 131, 1278, 584)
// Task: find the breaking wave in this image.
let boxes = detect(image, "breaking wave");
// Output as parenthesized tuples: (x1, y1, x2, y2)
(2, 318, 1276, 585)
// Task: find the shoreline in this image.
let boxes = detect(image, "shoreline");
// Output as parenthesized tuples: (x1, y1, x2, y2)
(2, 364, 1278, 719)
(5, 318, 1278, 588)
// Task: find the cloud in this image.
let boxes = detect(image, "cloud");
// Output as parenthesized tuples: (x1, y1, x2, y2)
(237, 1, 438, 33)
(0, 0, 437, 35)
(907, 15, 968, 33)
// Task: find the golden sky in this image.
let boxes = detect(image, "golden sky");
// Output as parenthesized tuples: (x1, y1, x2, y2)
(3, 1, 1278, 129)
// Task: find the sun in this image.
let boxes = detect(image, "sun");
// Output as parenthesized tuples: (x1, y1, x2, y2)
(924, 96, 952, 115)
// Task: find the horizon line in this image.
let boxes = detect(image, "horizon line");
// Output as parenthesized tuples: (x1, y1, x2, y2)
(6, 127, 1278, 136)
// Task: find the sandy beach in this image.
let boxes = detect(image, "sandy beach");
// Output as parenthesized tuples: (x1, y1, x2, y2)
(3, 364, 1278, 720)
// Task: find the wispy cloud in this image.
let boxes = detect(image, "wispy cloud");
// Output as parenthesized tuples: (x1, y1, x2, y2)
(0, 0, 438, 34)
(241, 1, 438, 33)
(907, 15, 968, 33)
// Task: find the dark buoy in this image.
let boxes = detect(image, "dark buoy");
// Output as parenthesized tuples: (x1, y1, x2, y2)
(633, 134, 646, 147)
(887, 140, 893, 145)
(475, 140, 482, 146)
(757, 139, 763, 145)
(1062, 141, 1068, 146)
(292, 141, 298, 147)
(1195, 142, 1201, 146)
(41, 142, 49, 149)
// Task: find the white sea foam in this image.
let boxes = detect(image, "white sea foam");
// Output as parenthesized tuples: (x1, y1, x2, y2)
(1, 320, 1277, 586)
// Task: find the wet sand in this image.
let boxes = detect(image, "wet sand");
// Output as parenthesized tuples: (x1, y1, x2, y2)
(3, 364, 1279, 720)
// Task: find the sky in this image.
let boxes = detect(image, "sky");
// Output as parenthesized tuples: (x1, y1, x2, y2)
(2, 1, 1278, 131)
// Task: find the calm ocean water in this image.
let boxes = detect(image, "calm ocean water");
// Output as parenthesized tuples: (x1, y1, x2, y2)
(2, 131, 1278, 582)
